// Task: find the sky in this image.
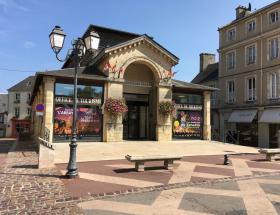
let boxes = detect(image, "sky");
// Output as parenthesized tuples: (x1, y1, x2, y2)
(0, 0, 277, 93)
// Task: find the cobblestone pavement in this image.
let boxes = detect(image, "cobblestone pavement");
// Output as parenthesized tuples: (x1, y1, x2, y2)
(0, 138, 83, 215)
(79, 174, 280, 215)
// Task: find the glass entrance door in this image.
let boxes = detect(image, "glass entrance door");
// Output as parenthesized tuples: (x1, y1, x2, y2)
(123, 102, 148, 140)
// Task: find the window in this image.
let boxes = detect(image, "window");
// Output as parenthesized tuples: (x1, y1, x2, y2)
(247, 20, 256, 32)
(270, 73, 278, 99)
(172, 93, 203, 139)
(269, 10, 279, 24)
(246, 77, 256, 101)
(0, 114, 4, 124)
(15, 107, 20, 118)
(27, 108, 31, 116)
(15, 93, 20, 102)
(246, 45, 256, 65)
(269, 37, 279, 60)
(227, 28, 236, 41)
(54, 83, 103, 142)
(227, 51, 235, 70)
(27, 93, 31, 102)
(227, 81, 235, 103)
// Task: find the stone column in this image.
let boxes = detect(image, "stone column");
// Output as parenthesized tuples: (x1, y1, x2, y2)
(203, 91, 211, 140)
(156, 85, 172, 142)
(103, 81, 124, 142)
(38, 77, 55, 169)
(43, 77, 55, 142)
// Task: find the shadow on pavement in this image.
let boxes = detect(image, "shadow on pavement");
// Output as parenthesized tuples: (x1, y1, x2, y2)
(11, 164, 38, 169)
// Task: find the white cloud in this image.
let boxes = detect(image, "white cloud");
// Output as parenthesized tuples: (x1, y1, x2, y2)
(24, 41, 36, 49)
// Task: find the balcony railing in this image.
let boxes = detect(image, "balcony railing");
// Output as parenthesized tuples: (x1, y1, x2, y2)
(14, 100, 20, 104)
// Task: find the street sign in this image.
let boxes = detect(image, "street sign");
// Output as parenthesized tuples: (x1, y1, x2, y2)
(36, 104, 45, 112)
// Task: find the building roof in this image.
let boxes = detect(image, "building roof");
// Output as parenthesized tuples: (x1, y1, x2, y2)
(172, 79, 218, 91)
(218, 0, 280, 30)
(191, 62, 219, 84)
(8, 76, 35, 92)
(29, 67, 108, 105)
(63, 24, 179, 68)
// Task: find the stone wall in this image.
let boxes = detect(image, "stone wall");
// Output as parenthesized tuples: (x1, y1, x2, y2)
(203, 91, 211, 140)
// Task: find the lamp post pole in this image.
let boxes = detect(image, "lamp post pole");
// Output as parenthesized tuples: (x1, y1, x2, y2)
(49, 26, 100, 179)
(66, 42, 80, 178)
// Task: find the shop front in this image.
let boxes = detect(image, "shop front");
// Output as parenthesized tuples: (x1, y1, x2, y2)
(227, 109, 258, 146)
(172, 93, 203, 139)
(259, 108, 280, 148)
(53, 83, 103, 142)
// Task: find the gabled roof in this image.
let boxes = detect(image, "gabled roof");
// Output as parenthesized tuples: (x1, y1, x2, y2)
(172, 79, 218, 91)
(8, 76, 35, 92)
(191, 63, 219, 84)
(63, 24, 179, 68)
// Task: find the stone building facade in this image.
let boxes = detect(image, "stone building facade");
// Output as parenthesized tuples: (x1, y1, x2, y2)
(30, 25, 216, 145)
(218, 1, 280, 148)
(6, 76, 34, 138)
(0, 93, 8, 137)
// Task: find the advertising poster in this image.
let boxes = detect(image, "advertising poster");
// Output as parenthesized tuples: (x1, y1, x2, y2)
(173, 110, 202, 138)
(54, 106, 101, 139)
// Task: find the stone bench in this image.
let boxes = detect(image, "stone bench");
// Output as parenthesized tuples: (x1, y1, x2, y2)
(259, 148, 280, 162)
(125, 155, 183, 172)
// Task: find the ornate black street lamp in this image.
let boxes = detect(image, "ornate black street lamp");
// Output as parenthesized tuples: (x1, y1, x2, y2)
(49, 26, 100, 178)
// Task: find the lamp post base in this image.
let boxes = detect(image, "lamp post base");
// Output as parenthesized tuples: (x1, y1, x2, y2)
(66, 169, 78, 178)
(66, 136, 78, 179)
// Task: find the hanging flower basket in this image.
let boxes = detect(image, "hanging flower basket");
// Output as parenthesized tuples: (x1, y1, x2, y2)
(104, 98, 128, 117)
(159, 101, 174, 116)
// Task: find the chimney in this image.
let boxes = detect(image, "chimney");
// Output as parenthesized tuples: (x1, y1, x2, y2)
(200, 53, 215, 73)
(236, 4, 251, 19)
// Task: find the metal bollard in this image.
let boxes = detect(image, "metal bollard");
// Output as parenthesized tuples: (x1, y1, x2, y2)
(224, 154, 230, 165)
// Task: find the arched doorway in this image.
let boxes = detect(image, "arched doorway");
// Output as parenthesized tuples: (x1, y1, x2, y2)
(122, 62, 159, 140)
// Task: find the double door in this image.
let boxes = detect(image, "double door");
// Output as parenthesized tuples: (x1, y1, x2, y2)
(123, 101, 148, 140)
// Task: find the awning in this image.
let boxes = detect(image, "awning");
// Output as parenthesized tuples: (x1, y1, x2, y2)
(228, 109, 257, 123)
(259, 108, 280, 123)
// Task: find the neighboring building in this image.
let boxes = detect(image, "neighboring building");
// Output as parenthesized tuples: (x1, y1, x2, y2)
(30, 25, 217, 145)
(218, 1, 280, 148)
(192, 53, 219, 140)
(0, 93, 8, 137)
(6, 76, 35, 138)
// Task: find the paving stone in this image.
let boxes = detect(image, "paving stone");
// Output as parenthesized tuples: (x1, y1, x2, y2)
(0, 139, 83, 214)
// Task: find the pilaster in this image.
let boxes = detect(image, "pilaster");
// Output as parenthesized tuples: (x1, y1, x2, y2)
(42, 76, 55, 143)
(156, 85, 172, 141)
(103, 81, 124, 142)
(203, 91, 211, 140)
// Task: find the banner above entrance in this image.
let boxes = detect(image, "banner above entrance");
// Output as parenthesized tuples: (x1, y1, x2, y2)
(259, 108, 280, 123)
(228, 109, 257, 123)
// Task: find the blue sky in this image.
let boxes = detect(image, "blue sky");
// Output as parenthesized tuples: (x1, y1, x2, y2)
(0, 0, 276, 92)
